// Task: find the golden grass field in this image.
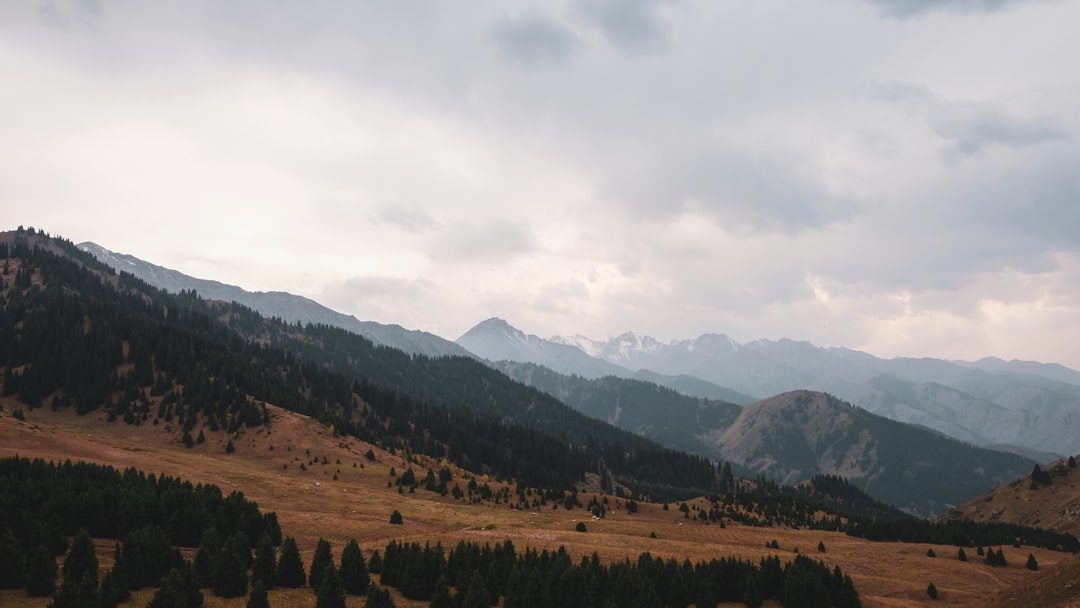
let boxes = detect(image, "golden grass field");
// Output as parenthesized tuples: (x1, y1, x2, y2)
(0, 401, 1074, 608)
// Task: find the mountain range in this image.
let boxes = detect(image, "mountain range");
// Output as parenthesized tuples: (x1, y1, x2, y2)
(66, 235, 1073, 515)
(457, 318, 1080, 459)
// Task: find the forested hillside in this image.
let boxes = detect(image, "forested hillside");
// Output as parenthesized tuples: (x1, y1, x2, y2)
(0, 228, 718, 497)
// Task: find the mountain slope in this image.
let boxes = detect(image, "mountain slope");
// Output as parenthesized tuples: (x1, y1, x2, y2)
(710, 390, 1036, 517)
(942, 455, 1080, 538)
(491, 360, 742, 459)
(77, 241, 471, 358)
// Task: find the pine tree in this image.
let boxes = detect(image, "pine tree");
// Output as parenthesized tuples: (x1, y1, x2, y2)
(251, 534, 277, 590)
(26, 545, 57, 596)
(1069, 455, 1077, 468)
(62, 529, 99, 591)
(389, 510, 404, 525)
(275, 537, 306, 588)
(213, 536, 249, 598)
(339, 538, 369, 596)
(247, 580, 270, 608)
(926, 581, 938, 599)
(0, 528, 27, 589)
(193, 527, 222, 589)
(742, 574, 763, 608)
(957, 547, 967, 562)
(315, 563, 346, 608)
(430, 575, 454, 608)
(926, 548, 936, 558)
(365, 585, 396, 608)
(180, 560, 204, 608)
(147, 568, 186, 608)
(1026, 553, 1038, 571)
(99, 569, 126, 608)
(308, 538, 333, 590)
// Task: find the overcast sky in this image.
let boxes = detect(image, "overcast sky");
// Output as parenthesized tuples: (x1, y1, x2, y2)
(4, 0, 1079, 368)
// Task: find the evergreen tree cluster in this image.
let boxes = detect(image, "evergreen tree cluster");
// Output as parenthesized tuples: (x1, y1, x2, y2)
(845, 516, 1078, 553)
(370, 539, 861, 608)
(0, 456, 280, 599)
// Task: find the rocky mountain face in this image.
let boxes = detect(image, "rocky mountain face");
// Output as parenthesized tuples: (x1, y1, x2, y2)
(78, 242, 471, 358)
(712, 390, 1036, 517)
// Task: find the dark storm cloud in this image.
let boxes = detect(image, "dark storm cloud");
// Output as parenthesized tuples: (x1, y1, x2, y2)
(576, 0, 671, 54)
(858, 0, 1049, 17)
(871, 83, 1070, 162)
(490, 12, 581, 67)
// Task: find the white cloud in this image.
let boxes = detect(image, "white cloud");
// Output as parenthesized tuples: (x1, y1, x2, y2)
(3, 0, 1079, 369)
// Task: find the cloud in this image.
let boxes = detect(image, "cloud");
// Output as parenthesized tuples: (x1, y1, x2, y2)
(490, 12, 581, 67)
(870, 82, 1070, 162)
(430, 218, 538, 261)
(608, 145, 859, 235)
(856, 0, 1049, 18)
(577, 0, 671, 54)
(370, 202, 439, 233)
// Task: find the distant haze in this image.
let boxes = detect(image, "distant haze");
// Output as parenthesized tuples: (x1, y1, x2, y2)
(3, 1, 1078, 369)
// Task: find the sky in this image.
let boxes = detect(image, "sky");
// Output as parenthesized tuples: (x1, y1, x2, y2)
(3, 0, 1079, 369)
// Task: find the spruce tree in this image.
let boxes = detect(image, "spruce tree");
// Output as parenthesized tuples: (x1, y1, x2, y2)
(0, 528, 27, 589)
(742, 574, 763, 608)
(62, 529, 99, 591)
(193, 527, 222, 589)
(275, 537, 306, 588)
(1026, 553, 1038, 571)
(430, 575, 454, 608)
(957, 547, 967, 562)
(365, 585, 396, 608)
(315, 563, 346, 608)
(389, 510, 404, 525)
(247, 580, 270, 608)
(251, 534, 277, 590)
(213, 537, 249, 598)
(339, 538, 369, 595)
(147, 568, 185, 608)
(99, 568, 128, 608)
(308, 538, 333, 590)
(26, 545, 57, 596)
(926, 581, 938, 599)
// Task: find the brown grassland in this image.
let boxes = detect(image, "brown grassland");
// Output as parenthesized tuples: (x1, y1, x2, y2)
(0, 400, 1074, 608)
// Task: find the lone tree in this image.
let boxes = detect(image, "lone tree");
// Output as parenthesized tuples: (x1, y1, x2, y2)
(309, 538, 333, 590)
(251, 534, 277, 590)
(1027, 553, 1039, 571)
(247, 581, 270, 608)
(276, 537, 306, 588)
(339, 538, 369, 596)
(1069, 455, 1076, 468)
(817, 541, 826, 553)
(926, 548, 936, 558)
(927, 582, 938, 599)
(26, 545, 57, 596)
(389, 510, 404, 525)
(576, 522, 587, 533)
(315, 563, 346, 608)
(957, 547, 967, 562)
(0, 529, 26, 589)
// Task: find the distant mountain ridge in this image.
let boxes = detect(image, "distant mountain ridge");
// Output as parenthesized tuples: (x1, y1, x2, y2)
(78, 242, 471, 358)
(457, 318, 756, 404)
(459, 318, 1080, 457)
